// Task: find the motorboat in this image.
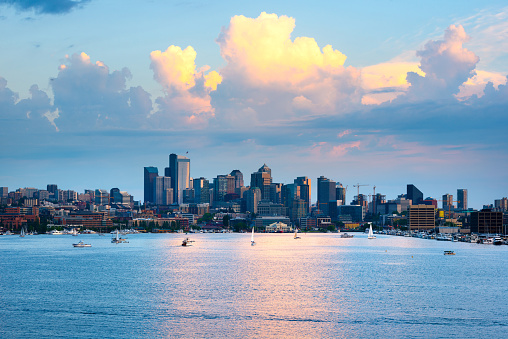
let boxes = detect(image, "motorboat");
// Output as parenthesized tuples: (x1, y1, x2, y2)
(493, 237, 503, 245)
(444, 250, 455, 255)
(340, 233, 354, 238)
(182, 237, 192, 246)
(73, 241, 91, 247)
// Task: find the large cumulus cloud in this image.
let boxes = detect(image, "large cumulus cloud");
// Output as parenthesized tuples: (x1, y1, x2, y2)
(149, 45, 222, 127)
(211, 12, 363, 126)
(404, 25, 479, 102)
(52, 52, 152, 130)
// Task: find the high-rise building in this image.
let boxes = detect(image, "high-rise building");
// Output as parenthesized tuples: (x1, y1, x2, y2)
(457, 189, 467, 210)
(169, 154, 190, 205)
(250, 164, 272, 201)
(295, 176, 311, 212)
(317, 176, 336, 216)
(154, 176, 172, 205)
(47, 184, 58, 195)
(230, 170, 244, 189)
(213, 174, 235, 203)
(407, 184, 423, 205)
(144, 167, 159, 204)
(245, 187, 262, 213)
(193, 177, 210, 204)
(95, 189, 109, 205)
(0, 187, 8, 198)
(336, 183, 346, 205)
(270, 183, 283, 204)
(442, 194, 454, 212)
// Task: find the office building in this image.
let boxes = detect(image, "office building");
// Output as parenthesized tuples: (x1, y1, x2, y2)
(154, 176, 172, 205)
(471, 209, 503, 234)
(193, 177, 210, 204)
(442, 194, 454, 213)
(409, 205, 436, 231)
(407, 184, 423, 205)
(144, 167, 159, 204)
(169, 154, 190, 205)
(250, 164, 272, 201)
(295, 176, 311, 212)
(336, 183, 346, 205)
(457, 189, 468, 210)
(0, 187, 8, 198)
(317, 176, 336, 216)
(230, 170, 244, 189)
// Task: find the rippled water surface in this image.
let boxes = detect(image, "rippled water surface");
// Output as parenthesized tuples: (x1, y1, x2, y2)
(1, 233, 507, 338)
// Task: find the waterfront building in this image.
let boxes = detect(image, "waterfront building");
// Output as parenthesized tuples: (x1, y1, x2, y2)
(470, 209, 503, 234)
(250, 164, 272, 201)
(254, 216, 291, 229)
(457, 189, 468, 210)
(407, 184, 423, 205)
(169, 153, 190, 205)
(409, 204, 436, 231)
(144, 167, 159, 204)
(338, 205, 365, 222)
(265, 221, 292, 233)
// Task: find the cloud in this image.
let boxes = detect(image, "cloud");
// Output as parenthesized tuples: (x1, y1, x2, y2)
(149, 45, 222, 127)
(0, 0, 90, 14)
(403, 25, 479, 101)
(212, 12, 362, 126)
(51, 52, 152, 130)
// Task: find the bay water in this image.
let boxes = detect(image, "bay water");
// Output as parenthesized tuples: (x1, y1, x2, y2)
(1, 233, 506, 338)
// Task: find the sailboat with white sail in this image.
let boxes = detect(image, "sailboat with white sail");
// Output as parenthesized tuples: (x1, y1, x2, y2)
(368, 223, 376, 239)
(20, 227, 26, 237)
(251, 227, 255, 246)
(294, 228, 301, 239)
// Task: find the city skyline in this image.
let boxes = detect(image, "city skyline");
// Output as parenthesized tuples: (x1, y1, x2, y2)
(1, 1, 508, 209)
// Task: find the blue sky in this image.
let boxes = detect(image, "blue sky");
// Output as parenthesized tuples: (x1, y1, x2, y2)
(1, 0, 508, 208)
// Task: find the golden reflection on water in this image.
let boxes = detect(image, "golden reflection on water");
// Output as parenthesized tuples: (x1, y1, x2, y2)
(151, 233, 352, 338)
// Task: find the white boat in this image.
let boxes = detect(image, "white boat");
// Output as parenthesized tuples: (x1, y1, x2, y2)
(368, 224, 376, 239)
(251, 227, 255, 246)
(73, 240, 91, 248)
(48, 229, 63, 235)
(294, 229, 301, 239)
(20, 227, 26, 237)
(493, 237, 503, 245)
(111, 230, 128, 244)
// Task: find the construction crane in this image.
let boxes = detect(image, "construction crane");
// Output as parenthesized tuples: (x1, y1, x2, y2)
(436, 198, 461, 219)
(353, 184, 369, 204)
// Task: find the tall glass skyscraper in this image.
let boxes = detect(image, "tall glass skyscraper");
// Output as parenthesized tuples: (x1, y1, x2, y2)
(169, 154, 190, 205)
(457, 189, 468, 210)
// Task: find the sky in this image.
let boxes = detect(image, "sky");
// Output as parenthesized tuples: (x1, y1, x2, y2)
(1, 0, 508, 209)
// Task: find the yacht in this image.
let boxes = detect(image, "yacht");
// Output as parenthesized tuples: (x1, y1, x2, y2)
(493, 237, 503, 245)
(73, 241, 91, 247)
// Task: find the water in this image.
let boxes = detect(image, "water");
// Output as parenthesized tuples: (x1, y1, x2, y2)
(1, 233, 506, 338)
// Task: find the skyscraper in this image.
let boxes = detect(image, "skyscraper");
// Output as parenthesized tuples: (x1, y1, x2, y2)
(407, 184, 423, 205)
(230, 170, 244, 189)
(193, 177, 210, 204)
(154, 176, 172, 205)
(317, 176, 336, 216)
(144, 167, 159, 204)
(457, 189, 467, 210)
(294, 176, 311, 212)
(250, 164, 272, 201)
(336, 183, 346, 205)
(169, 154, 190, 205)
(442, 194, 454, 212)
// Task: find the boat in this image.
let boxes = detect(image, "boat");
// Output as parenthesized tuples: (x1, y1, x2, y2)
(294, 229, 301, 239)
(73, 241, 91, 247)
(20, 227, 26, 237)
(340, 233, 354, 238)
(111, 230, 128, 244)
(368, 224, 376, 239)
(444, 250, 455, 255)
(251, 227, 255, 246)
(182, 237, 192, 246)
(493, 237, 503, 245)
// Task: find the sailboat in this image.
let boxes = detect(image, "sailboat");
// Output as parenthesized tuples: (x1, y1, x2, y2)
(294, 228, 301, 239)
(251, 227, 255, 246)
(20, 227, 25, 237)
(368, 223, 376, 239)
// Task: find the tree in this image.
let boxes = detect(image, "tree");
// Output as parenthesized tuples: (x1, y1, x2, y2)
(223, 215, 230, 228)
